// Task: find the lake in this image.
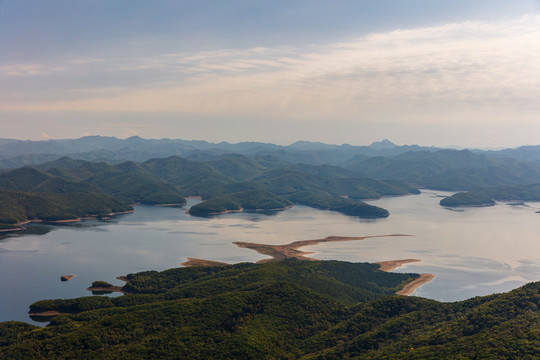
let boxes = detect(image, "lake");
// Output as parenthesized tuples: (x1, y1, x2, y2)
(1, 190, 540, 325)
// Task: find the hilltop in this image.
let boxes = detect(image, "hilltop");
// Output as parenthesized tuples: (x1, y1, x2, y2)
(0, 259, 538, 359)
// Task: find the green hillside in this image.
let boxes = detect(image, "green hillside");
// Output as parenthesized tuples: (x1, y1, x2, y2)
(0, 155, 422, 220)
(141, 156, 232, 197)
(0, 190, 133, 224)
(341, 149, 540, 190)
(0, 260, 538, 359)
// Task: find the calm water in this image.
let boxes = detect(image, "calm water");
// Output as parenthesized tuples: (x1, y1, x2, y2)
(1, 191, 540, 324)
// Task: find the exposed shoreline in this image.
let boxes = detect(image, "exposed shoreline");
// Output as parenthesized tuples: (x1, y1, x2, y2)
(181, 258, 229, 267)
(11, 209, 135, 227)
(154, 203, 187, 207)
(442, 203, 495, 208)
(86, 285, 125, 294)
(0, 227, 24, 233)
(375, 259, 421, 272)
(233, 234, 413, 263)
(396, 274, 435, 295)
(188, 205, 295, 216)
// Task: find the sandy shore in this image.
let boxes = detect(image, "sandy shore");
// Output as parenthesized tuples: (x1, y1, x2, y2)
(45, 218, 81, 224)
(188, 205, 294, 216)
(155, 203, 186, 207)
(375, 259, 421, 272)
(0, 227, 23, 233)
(396, 274, 435, 295)
(375, 260, 434, 295)
(181, 258, 229, 267)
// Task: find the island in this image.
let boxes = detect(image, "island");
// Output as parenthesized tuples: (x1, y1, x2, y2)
(440, 183, 540, 207)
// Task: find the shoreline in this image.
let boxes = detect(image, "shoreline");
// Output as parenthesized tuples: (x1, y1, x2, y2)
(375, 259, 421, 272)
(188, 205, 294, 216)
(396, 274, 435, 295)
(155, 202, 187, 207)
(10, 209, 136, 227)
(441, 202, 495, 208)
(375, 259, 435, 295)
(0, 227, 24, 233)
(181, 258, 229, 267)
(86, 285, 126, 294)
(190, 207, 245, 215)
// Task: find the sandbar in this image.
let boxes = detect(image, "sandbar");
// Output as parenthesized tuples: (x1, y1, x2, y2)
(232, 234, 434, 295)
(181, 258, 229, 267)
(45, 218, 81, 224)
(396, 274, 435, 295)
(0, 227, 23, 233)
(233, 234, 412, 263)
(375, 259, 421, 272)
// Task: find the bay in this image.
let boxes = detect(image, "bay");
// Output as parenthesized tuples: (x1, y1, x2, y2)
(1, 191, 540, 325)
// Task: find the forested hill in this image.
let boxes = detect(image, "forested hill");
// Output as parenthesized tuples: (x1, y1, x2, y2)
(340, 149, 540, 190)
(0, 155, 419, 221)
(0, 259, 538, 359)
(0, 190, 133, 225)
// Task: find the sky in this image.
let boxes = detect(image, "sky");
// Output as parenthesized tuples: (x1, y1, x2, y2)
(1, 0, 540, 148)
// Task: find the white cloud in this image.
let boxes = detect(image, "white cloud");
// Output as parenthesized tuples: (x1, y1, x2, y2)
(2, 15, 540, 126)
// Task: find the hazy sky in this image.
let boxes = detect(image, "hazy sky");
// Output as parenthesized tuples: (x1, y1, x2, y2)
(1, 0, 540, 147)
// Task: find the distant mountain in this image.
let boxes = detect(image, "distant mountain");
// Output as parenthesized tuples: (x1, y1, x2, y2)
(2, 136, 540, 193)
(0, 136, 442, 168)
(368, 138, 397, 150)
(340, 149, 540, 190)
(486, 145, 540, 161)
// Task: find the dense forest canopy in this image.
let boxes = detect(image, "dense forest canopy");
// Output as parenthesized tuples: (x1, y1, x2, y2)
(0, 260, 538, 359)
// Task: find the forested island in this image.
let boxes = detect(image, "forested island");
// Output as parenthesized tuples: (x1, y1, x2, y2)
(0, 259, 538, 359)
(440, 183, 540, 207)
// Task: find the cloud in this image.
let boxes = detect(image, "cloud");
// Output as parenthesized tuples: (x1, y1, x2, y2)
(1, 15, 540, 125)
